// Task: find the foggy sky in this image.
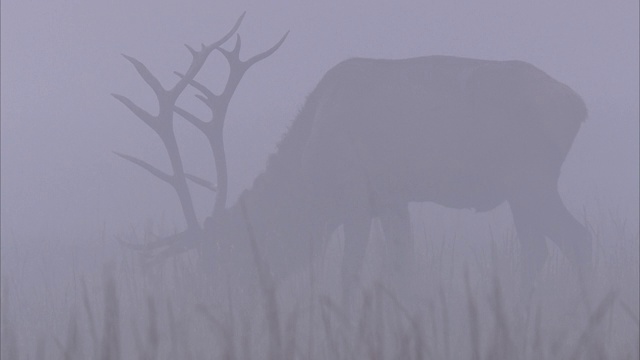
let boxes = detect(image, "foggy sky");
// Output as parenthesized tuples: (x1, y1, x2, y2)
(1, 0, 638, 244)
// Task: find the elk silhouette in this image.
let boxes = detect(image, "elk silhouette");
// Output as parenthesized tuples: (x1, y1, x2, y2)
(115, 14, 592, 304)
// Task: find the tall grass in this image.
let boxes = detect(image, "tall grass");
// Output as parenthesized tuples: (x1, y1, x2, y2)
(1, 210, 638, 359)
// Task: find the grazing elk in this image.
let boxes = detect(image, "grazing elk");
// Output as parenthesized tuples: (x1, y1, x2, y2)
(213, 56, 593, 302)
(115, 14, 592, 306)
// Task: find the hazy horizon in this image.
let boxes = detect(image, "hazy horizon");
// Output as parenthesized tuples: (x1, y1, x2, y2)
(2, 0, 638, 244)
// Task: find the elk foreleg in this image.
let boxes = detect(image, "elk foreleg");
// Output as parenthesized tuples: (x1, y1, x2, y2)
(539, 189, 593, 280)
(379, 205, 413, 274)
(380, 204, 416, 305)
(342, 214, 372, 311)
(509, 197, 549, 295)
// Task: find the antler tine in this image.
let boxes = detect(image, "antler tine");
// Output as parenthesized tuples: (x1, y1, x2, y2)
(174, 105, 206, 132)
(118, 228, 200, 265)
(204, 12, 246, 52)
(111, 93, 156, 130)
(184, 44, 198, 57)
(121, 54, 167, 97)
(113, 151, 173, 185)
(217, 34, 242, 61)
(170, 12, 246, 98)
(173, 71, 216, 102)
(244, 31, 289, 68)
(217, 31, 289, 101)
(184, 173, 217, 192)
(217, 31, 289, 70)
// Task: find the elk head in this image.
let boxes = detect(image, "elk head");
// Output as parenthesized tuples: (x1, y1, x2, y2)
(113, 12, 287, 270)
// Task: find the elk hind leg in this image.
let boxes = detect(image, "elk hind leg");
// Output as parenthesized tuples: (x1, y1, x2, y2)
(540, 189, 593, 279)
(342, 215, 371, 311)
(509, 186, 593, 292)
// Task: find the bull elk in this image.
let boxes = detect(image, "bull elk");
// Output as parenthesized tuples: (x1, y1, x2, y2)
(114, 14, 592, 305)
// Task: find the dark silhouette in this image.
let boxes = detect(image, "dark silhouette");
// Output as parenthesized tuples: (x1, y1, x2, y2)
(114, 16, 591, 304)
(214, 56, 592, 302)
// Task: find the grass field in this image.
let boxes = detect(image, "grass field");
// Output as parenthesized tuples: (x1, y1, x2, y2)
(1, 204, 638, 359)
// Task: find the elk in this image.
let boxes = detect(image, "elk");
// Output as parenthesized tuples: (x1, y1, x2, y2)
(115, 14, 592, 305)
(213, 56, 593, 302)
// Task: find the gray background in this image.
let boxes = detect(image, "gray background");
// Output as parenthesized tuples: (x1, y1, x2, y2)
(1, 0, 638, 246)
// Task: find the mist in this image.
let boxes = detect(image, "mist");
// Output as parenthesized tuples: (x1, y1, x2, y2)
(1, 0, 638, 358)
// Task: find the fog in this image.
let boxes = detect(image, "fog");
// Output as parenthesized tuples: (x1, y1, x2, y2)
(1, 0, 638, 358)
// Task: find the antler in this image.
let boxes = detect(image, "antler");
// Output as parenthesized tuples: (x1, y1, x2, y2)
(174, 30, 289, 218)
(113, 13, 287, 262)
(112, 13, 246, 255)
